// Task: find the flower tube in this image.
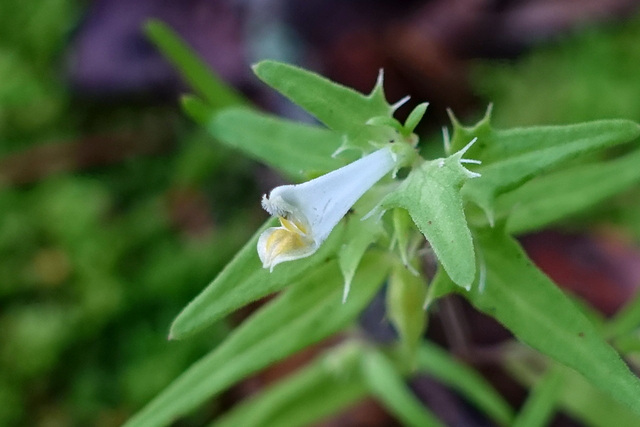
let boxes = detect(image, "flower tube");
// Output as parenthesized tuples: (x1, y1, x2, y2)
(258, 146, 396, 270)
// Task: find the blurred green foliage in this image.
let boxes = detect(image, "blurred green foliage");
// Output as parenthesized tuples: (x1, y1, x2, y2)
(0, 2, 259, 426)
(0, 0, 79, 151)
(472, 14, 640, 126)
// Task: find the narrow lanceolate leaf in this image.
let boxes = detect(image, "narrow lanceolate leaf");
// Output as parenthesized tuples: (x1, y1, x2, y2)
(505, 349, 640, 427)
(382, 155, 476, 289)
(416, 342, 514, 426)
(512, 366, 562, 427)
(144, 20, 246, 109)
(207, 107, 344, 180)
(495, 148, 640, 233)
(554, 367, 640, 427)
(169, 219, 344, 340)
(404, 102, 429, 135)
(213, 344, 368, 427)
(253, 60, 392, 132)
(126, 253, 390, 427)
(337, 214, 383, 302)
(459, 228, 640, 415)
(449, 114, 639, 164)
(362, 350, 444, 427)
(480, 120, 639, 163)
(461, 120, 640, 218)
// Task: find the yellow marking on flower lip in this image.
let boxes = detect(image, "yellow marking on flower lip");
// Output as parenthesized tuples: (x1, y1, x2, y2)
(264, 228, 309, 262)
(279, 216, 308, 235)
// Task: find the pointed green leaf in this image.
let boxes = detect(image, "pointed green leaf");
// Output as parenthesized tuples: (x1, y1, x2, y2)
(505, 349, 640, 427)
(362, 350, 444, 427)
(460, 228, 640, 415)
(253, 60, 392, 131)
(416, 342, 514, 426)
(461, 120, 640, 217)
(212, 344, 368, 427)
(382, 156, 476, 289)
(126, 253, 390, 427)
(512, 366, 562, 427)
(404, 102, 429, 134)
(338, 214, 384, 302)
(495, 148, 640, 233)
(484, 120, 640, 162)
(553, 366, 640, 427)
(207, 107, 344, 179)
(447, 105, 493, 155)
(144, 20, 245, 109)
(169, 219, 344, 339)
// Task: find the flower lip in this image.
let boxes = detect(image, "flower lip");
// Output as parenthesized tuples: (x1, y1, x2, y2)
(258, 224, 316, 271)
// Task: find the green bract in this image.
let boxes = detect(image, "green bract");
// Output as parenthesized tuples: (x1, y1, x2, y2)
(131, 24, 640, 427)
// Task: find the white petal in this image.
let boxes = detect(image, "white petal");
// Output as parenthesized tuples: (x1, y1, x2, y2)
(262, 146, 396, 245)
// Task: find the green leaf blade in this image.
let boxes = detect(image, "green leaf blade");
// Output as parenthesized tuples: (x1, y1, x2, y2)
(462, 120, 640, 217)
(253, 60, 392, 131)
(505, 350, 640, 427)
(404, 102, 429, 134)
(169, 219, 344, 340)
(416, 342, 514, 426)
(338, 215, 384, 302)
(483, 120, 640, 162)
(383, 158, 476, 289)
(512, 366, 562, 427)
(497, 148, 640, 233)
(207, 107, 344, 180)
(145, 20, 246, 110)
(462, 229, 640, 416)
(127, 253, 391, 427)
(362, 350, 444, 427)
(212, 344, 367, 427)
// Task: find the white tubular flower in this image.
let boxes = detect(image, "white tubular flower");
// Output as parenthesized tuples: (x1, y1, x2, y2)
(258, 146, 396, 270)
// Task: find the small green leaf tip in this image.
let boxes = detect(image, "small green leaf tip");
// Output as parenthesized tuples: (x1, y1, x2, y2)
(447, 104, 493, 154)
(404, 102, 429, 134)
